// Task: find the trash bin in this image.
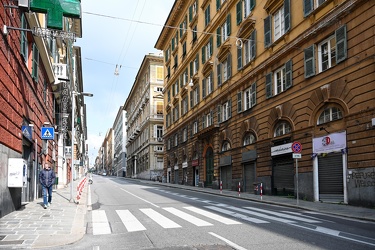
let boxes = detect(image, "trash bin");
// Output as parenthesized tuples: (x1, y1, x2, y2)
(253, 182, 260, 195)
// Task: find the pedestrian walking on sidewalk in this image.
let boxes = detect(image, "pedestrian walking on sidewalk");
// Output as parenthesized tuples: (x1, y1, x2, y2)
(39, 163, 56, 209)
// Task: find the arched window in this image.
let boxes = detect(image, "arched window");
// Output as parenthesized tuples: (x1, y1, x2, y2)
(274, 121, 292, 137)
(243, 133, 256, 146)
(318, 106, 343, 125)
(221, 141, 231, 152)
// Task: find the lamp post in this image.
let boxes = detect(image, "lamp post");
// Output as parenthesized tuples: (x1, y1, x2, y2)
(70, 91, 93, 202)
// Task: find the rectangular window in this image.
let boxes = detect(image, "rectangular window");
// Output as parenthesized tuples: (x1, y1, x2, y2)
(173, 105, 179, 122)
(274, 7, 285, 41)
(243, 0, 255, 18)
(156, 66, 164, 80)
(182, 96, 188, 115)
(274, 66, 286, 95)
(193, 121, 198, 135)
(183, 128, 188, 142)
(218, 100, 232, 123)
(157, 126, 163, 138)
(202, 37, 213, 64)
(192, 25, 198, 44)
(304, 0, 327, 17)
(219, 54, 232, 83)
(202, 72, 213, 98)
(192, 87, 199, 106)
(266, 60, 292, 98)
(243, 82, 256, 110)
(318, 36, 336, 72)
(219, 15, 231, 44)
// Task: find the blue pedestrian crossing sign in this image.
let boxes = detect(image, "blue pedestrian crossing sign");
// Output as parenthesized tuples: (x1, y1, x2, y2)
(41, 127, 55, 140)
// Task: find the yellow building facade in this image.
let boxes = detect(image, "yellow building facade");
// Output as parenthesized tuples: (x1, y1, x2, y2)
(155, 0, 375, 207)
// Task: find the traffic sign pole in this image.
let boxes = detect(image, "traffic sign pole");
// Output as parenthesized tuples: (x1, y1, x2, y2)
(292, 142, 302, 206)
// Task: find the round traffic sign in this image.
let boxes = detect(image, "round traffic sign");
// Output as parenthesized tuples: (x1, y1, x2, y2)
(292, 141, 302, 153)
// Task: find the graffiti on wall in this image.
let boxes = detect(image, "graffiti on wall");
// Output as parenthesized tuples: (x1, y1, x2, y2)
(348, 169, 375, 188)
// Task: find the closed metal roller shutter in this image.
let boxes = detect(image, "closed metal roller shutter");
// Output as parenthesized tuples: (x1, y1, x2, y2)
(318, 153, 344, 202)
(244, 163, 256, 192)
(273, 158, 294, 195)
(221, 166, 232, 190)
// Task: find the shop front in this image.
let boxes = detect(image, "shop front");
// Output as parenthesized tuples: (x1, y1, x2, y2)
(271, 143, 294, 196)
(313, 131, 347, 203)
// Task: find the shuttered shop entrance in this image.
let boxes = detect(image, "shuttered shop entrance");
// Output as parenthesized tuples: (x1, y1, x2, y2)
(244, 163, 256, 192)
(221, 166, 232, 190)
(318, 153, 344, 202)
(272, 158, 294, 195)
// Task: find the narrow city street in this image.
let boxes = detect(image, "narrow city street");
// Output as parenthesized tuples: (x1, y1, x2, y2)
(48, 176, 375, 250)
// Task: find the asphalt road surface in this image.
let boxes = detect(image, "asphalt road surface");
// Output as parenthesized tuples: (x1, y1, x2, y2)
(50, 176, 375, 250)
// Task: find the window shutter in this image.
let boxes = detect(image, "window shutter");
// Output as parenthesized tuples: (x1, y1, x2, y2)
(217, 63, 222, 86)
(237, 92, 242, 113)
(227, 14, 231, 36)
(264, 15, 271, 48)
(250, 0, 256, 10)
(189, 5, 193, 22)
(304, 45, 315, 78)
(218, 105, 222, 123)
(209, 36, 213, 56)
(197, 83, 200, 102)
(285, 60, 293, 89)
(202, 46, 206, 64)
(250, 30, 256, 60)
(227, 54, 232, 79)
(210, 111, 214, 125)
(21, 15, 27, 60)
(251, 82, 256, 106)
(179, 23, 183, 38)
(154, 125, 157, 138)
(202, 78, 206, 98)
(284, 0, 291, 33)
(266, 72, 273, 98)
(237, 47, 243, 70)
(196, 53, 200, 69)
(180, 75, 183, 88)
(216, 0, 221, 10)
(336, 25, 347, 63)
(217, 27, 222, 47)
(190, 91, 193, 107)
(32, 43, 39, 80)
(236, 1, 242, 25)
(303, 0, 313, 17)
(202, 115, 206, 129)
(228, 99, 232, 118)
(190, 61, 193, 77)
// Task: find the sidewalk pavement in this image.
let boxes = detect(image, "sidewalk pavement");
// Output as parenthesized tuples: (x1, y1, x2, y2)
(1, 177, 374, 249)
(0, 179, 88, 249)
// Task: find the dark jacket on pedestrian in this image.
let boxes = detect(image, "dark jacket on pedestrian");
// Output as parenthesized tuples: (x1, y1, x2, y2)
(39, 167, 56, 187)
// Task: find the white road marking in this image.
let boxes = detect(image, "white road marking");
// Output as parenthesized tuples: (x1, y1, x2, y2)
(140, 208, 181, 229)
(164, 207, 213, 226)
(226, 206, 296, 224)
(184, 206, 241, 225)
(92, 210, 111, 235)
(244, 207, 321, 223)
(205, 206, 269, 224)
(209, 232, 247, 250)
(116, 210, 146, 232)
(120, 188, 159, 208)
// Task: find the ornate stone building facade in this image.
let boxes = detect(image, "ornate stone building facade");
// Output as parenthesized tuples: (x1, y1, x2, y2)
(155, 0, 375, 207)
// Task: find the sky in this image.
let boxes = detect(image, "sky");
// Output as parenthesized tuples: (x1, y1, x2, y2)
(75, 0, 175, 165)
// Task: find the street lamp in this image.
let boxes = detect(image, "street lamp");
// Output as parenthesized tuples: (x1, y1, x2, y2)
(70, 91, 93, 202)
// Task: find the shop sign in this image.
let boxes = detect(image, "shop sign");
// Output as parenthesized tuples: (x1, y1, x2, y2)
(313, 131, 346, 154)
(192, 159, 199, 166)
(30, 0, 81, 30)
(271, 143, 293, 156)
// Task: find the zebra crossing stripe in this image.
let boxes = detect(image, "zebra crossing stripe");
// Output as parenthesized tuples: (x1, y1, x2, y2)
(163, 207, 213, 227)
(140, 208, 181, 229)
(205, 206, 269, 224)
(184, 207, 242, 225)
(244, 207, 321, 223)
(116, 210, 146, 232)
(92, 210, 111, 235)
(224, 206, 295, 224)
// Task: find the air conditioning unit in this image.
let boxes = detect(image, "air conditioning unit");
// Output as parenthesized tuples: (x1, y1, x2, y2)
(157, 137, 163, 142)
